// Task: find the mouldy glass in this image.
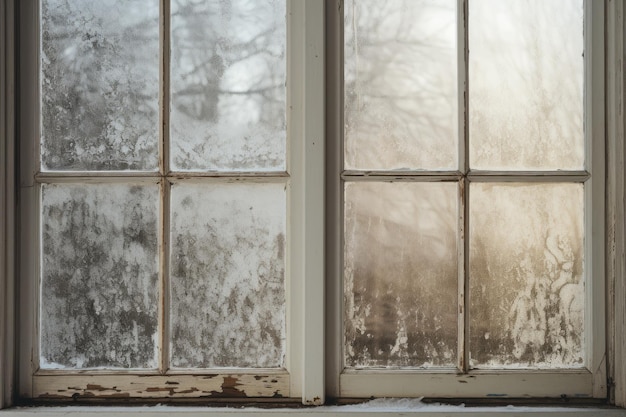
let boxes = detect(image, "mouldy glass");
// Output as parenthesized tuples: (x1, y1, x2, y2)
(170, 0, 286, 172)
(41, 0, 159, 171)
(344, 0, 458, 171)
(469, 0, 584, 170)
(344, 181, 458, 368)
(169, 182, 286, 368)
(469, 183, 585, 368)
(40, 183, 160, 369)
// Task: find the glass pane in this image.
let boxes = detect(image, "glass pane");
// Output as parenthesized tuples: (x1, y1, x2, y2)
(41, 0, 159, 171)
(469, 183, 584, 368)
(469, 0, 584, 170)
(170, 183, 286, 368)
(344, 182, 458, 368)
(170, 0, 286, 172)
(344, 0, 458, 171)
(40, 184, 159, 369)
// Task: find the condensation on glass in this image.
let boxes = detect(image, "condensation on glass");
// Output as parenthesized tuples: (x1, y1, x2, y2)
(41, 0, 159, 171)
(169, 183, 286, 368)
(40, 184, 160, 369)
(469, 0, 584, 170)
(344, 182, 458, 368)
(469, 183, 585, 368)
(344, 0, 458, 171)
(170, 0, 286, 172)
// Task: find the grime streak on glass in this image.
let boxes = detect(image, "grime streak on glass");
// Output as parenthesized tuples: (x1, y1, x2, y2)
(169, 183, 286, 368)
(170, 0, 286, 172)
(344, 182, 458, 368)
(469, 183, 585, 368)
(344, 0, 457, 171)
(40, 184, 160, 369)
(469, 0, 584, 170)
(41, 0, 159, 171)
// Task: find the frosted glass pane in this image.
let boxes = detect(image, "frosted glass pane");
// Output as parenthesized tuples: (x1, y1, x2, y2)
(469, 183, 584, 368)
(40, 184, 159, 369)
(170, 0, 286, 172)
(344, 0, 457, 171)
(344, 182, 458, 368)
(170, 183, 286, 368)
(41, 0, 159, 171)
(469, 0, 584, 170)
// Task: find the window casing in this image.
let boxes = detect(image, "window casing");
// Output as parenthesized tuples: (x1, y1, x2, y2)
(0, 0, 625, 410)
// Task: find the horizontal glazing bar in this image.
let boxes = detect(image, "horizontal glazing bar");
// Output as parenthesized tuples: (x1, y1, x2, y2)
(34, 174, 162, 184)
(343, 170, 463, 177)
(468, 171, 590, 182)
(342, 170, 590, 183)
(35, 368, 288, 376)
(167, 176, 289, 184)
(166, 171, 289, 179)
(342, 171, 463, 182)
(35, 171, 290, 184)
(36, 171, 162, 179)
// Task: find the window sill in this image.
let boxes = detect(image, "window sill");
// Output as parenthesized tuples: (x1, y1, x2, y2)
(1, 399, 625, 417)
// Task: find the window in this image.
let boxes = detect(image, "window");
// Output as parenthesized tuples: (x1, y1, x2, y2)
(2, 0, 626, 411)
(325, 0, 606, 399)
(14, 0, 324, 403)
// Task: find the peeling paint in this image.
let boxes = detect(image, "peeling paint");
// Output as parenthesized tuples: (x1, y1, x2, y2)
(209, 376, 247, 398)
(34, 373, 289, 399)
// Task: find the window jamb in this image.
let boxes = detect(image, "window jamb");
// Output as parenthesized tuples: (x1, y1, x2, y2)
(0, 0, 16, 409)
(606, 0, 626, 407)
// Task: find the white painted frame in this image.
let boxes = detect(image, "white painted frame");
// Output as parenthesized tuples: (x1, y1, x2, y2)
(289, 0, 326, 404)
(606, 0, 626, 408)
(0, 0, 16, 409)
(12, 0, 325, 405)
(328, 0, 608, 399)
(3, 0, 626, 413)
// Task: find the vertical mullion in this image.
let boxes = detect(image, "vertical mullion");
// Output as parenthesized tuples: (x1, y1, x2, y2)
(158, 0, 171, 374)
(158, 180, 171, 373)
(458, 0, 468, 174)
(458, 0, 470, 373)
(160, 0, 170, 176)
(457, 177, 466, 372)
(461, 178, 470, 373)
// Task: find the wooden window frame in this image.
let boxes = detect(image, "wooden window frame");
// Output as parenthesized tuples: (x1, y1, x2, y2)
(327, 0, 608, 400)
(6, 0, 325, 406)
(1, 0, 626, 413)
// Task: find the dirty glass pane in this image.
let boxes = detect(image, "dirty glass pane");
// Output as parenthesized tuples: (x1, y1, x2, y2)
(469, 0, 584, 170)
(41, 0, 159, 171)
(344, 0, 457, 171)
(40, 184, 159, 369)
(469, 183, 584, 368)
(170, 0, 286, 172)
(170, 183, 286, 368)
(344, 182, 458, 368)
